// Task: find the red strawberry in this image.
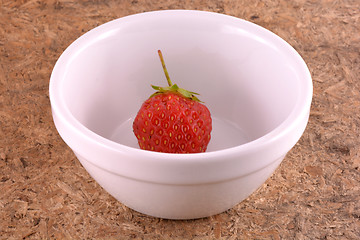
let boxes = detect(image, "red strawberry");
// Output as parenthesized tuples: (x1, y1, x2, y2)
(133, 50, 212, 153)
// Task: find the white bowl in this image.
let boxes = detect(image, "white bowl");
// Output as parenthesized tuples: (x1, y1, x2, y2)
(49, 10, 312, 219)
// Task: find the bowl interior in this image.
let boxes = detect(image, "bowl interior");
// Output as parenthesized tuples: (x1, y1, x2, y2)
(57, 11, 304, 152)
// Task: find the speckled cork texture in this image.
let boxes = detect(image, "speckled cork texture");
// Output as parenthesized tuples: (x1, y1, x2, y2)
(1, 0, 359, 239)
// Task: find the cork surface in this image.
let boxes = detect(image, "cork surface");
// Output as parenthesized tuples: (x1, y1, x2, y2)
(1, 0, 359, 239)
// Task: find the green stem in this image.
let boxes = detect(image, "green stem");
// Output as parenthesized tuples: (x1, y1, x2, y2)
(158, 50, 172, 87)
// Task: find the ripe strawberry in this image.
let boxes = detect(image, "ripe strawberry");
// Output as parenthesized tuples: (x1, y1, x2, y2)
(133, 50, 212, 153)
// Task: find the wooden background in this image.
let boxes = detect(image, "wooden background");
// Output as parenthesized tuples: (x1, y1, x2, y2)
(1, 0, 359, 239)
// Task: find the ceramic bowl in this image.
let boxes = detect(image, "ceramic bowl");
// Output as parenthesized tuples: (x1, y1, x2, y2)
(49, 10, 312, 219)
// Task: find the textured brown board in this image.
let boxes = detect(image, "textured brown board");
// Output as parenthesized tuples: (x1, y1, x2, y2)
(0, 0, 359, 239)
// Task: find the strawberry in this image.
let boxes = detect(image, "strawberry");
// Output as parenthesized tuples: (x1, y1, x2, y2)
(133, 50, 212, 153)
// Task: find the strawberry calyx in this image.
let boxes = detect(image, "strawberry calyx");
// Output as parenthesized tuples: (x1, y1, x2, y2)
(150, 50, 202, 102)
(150, 84, 201, 102)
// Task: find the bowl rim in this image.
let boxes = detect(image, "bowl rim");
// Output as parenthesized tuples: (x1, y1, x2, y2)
(49, 9, 313, 164)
